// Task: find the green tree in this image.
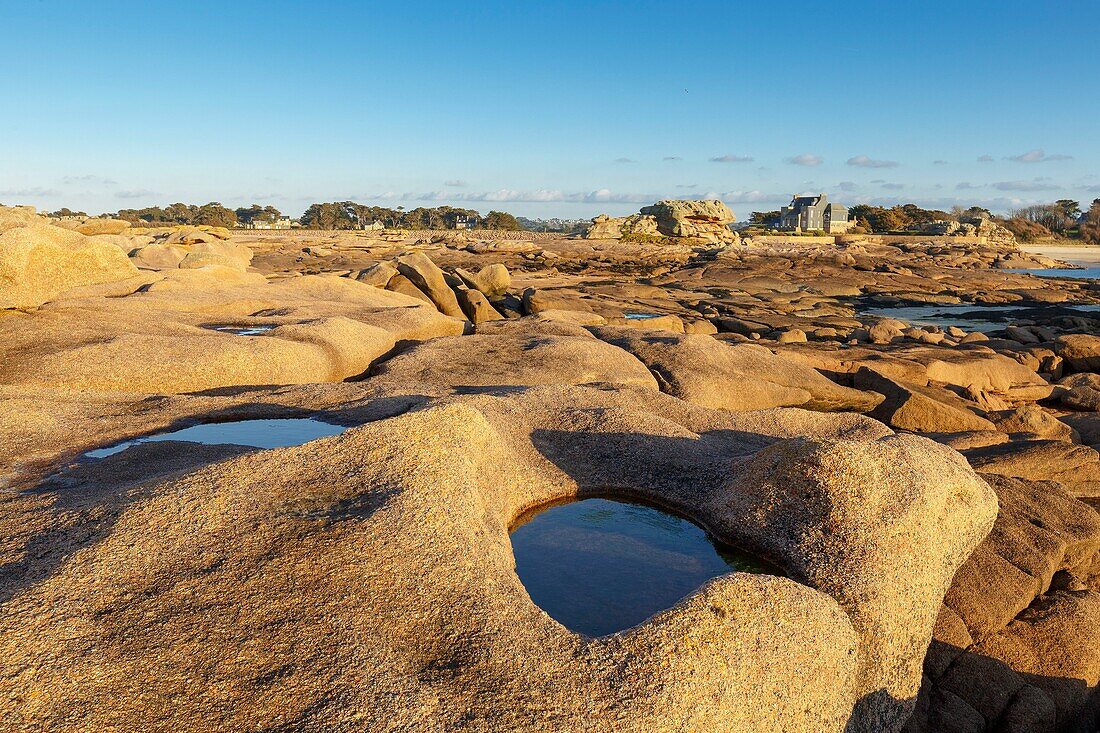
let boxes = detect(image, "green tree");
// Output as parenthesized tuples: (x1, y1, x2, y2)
(49, 207, 88, 218)
(1055, 199, 1082, 221)
(749, 210, 780, 226)
(192, 202, 238, 228)
(235, 204, 282, 226)
(483, 211, 521, 230)
(1081, 199, 1100, 244)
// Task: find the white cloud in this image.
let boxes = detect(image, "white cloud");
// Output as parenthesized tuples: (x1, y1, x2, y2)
(786, 153, 823, 167)
(977, 155, 995, 163)
(1006, 149, 1073, 163)
(709, 154, 754, 163)
(613, 157, 635, 164)
(114, 189, 159, 199)
(847, 155, 899, 169)
(956, 182, 980, 190)
(61, 174, 118, 186)
(0, 186, 60, 197)
(991, 180, 1060, 192)
(444, 179, 466, 187)
(881, 182, 905, 190)
(837, 181, 859, 192)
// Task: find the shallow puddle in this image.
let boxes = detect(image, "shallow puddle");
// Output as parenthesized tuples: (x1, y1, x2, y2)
(623, 312, 664, 320)
(205, 325, 276, 336)
(863, 303, 1100, 332)
(85, 418, 347, 459)
(510, 497, 776, 636)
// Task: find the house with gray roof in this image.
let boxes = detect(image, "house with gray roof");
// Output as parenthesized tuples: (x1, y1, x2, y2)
(778, 193, 850, 233)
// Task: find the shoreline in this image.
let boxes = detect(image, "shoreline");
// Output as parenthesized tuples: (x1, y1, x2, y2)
(1021, 243, 1100, 264)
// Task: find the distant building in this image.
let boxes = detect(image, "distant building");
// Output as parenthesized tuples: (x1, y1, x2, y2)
(778, 193, 849, 233)
(359, 220, 384, 231)
(453, 215, 477, 230)
(248, 217, 294, 230)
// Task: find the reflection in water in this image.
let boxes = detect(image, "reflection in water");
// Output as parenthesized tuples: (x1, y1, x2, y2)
(85, 418, 347, 458)
(1006, 266, 1100, 280)
(863, 303, 1100, 332)
(206, 325, 276, 336)
(510, 498, 777, 636)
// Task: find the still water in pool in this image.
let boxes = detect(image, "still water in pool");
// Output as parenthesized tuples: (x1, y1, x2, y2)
(85, 418, 347, 458)
(510, 498, 776, 636)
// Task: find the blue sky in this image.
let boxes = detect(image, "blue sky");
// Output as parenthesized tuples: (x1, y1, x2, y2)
(1, 0, 1098, 219)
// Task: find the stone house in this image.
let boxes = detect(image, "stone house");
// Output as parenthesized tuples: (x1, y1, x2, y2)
(778, 193, 849, 233)
(248, 217, 294, 230)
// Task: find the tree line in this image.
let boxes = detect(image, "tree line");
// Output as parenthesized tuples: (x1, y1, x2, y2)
(110, 201, 523, 231)
(749, 199, 1100, 243)
(298, 202, 521, 230)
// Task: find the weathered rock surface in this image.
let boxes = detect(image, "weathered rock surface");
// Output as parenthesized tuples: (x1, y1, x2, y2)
(369, 331, 660, 394)
(906, 474, 1100, 732)
(0, 206, 138, 308)
(593, 329, 882, 412)
(639, 199, 738, 242)
(0, 383, 993, 732)
(854, 366, 997, 434)
(456, 263, 510, 298)
(396, 251, 467, 318)
(0, 275, 462, 394)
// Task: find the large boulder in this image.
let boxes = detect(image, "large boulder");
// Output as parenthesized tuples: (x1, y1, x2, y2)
(1056, 335, 1100, 373)
(21, 317, 396, 393)
(456, 263, 511, 299)
(907, 475, 1100, 732)
(716, 433, 998, 731)
(368, 332, 659, 394)
(593, 329, 882, 412)
(639, 199, 738, 242)
(0, 207, 138, 309)
(962, 441, 1100, 498)
(396, 252, 466, 318)
(854, 367, 997, 434)
(72, 218, 131, 236)
(178, 240, 254, 271)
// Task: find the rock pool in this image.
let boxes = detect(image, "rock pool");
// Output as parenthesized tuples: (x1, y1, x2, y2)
(510, 497, 775, 636)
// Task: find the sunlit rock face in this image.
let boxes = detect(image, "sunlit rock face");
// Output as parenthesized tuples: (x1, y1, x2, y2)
(0, 382, 995, 732)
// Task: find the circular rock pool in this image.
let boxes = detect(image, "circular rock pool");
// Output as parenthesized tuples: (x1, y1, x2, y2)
(510, 497, 777, 637)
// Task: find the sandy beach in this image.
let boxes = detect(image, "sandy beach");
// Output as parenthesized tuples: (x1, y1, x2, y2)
(1022, 243, 1100, 263)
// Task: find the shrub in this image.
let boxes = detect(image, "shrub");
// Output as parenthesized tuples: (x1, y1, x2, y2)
(1000, 217, 1052, 242)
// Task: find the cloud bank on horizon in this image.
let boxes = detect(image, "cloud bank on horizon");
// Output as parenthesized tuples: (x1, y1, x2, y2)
(1, 1, 1097, 218)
